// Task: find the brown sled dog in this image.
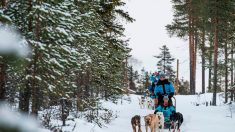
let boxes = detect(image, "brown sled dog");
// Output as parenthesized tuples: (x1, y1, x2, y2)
(131, 115, 142, 132)
(144, 114, 160, 132)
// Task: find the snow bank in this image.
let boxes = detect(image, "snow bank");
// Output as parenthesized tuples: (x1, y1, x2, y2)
(0, 104, 49, 132)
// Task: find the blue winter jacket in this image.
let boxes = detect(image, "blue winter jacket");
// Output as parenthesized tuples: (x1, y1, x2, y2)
(148, 86, 156, 99)
(148, 86, 154, 93)
(156, 105, 175, 122)
(150, 75, 156, 83)
(155, 75, 160, 80)
(154, 79, 174, 96)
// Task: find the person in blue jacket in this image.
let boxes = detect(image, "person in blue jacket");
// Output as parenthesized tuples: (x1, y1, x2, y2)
(148, 80, 158, 108)
(150, 72, 160, 83)
(154, 96, 175, 122)
(149, 72, 160, 92)
(148, 72, 161, 108)
(154, 72, 175, 106)
(150, 73, 156, 83)
(148, 80, 157, 94)
(155, 71, 160, 80)
(149, 72, 157, 96)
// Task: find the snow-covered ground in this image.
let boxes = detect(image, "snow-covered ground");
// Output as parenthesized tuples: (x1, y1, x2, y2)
(73, 93, 235, 132)
(2, 93, 233, 132)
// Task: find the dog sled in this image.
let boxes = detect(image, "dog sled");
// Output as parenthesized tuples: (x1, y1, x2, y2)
(163, 97, 180, 132)
(135, 96, 183, 132)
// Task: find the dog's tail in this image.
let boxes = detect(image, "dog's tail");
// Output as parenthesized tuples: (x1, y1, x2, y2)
(181, 114, 184, 123)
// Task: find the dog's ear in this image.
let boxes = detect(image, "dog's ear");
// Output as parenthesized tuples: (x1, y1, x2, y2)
(144, 116, 147, 120)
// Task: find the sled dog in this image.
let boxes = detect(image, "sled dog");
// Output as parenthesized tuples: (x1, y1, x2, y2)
(147, 98, 155, 110)
(156, 112, 164, 132)
(170, 112, 184, 131)
(138, 96, 146, 109)
(131, 115, 142, 132)
(144, 114, 160, 132)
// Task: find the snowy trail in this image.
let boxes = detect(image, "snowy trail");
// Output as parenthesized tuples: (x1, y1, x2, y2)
(74, 94, 235, 132)
(176, 95, 235, 132)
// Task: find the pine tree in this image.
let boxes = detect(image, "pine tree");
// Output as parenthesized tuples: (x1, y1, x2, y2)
(1, 0, 133, 125)
(167, 0, 235, 102)
(154, 45, 175, 81)
(0, 0, 134, 128)
(166, 0, 198, 94)
(206, 0, 235, 105)
(137, 68, 150, 93)
(0, 0, 11, 101)
(178, 77, 190, 95)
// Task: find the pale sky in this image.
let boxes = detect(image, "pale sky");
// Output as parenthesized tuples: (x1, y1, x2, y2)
(124, 0, 207, 92)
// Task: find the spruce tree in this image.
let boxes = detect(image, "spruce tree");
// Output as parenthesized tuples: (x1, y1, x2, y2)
(154, 45, 175, 81)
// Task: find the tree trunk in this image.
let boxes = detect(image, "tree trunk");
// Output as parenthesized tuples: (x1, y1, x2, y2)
(0, 58, 7, 100)
(19, 68, 31, 112)
(19, 0, 33, 113)
(224, 37, 228, 103)
(31, 50, 39, 116)
(1, 0, 6, 7)
(125, 57, 129, 94)
(231, 43, 234, 101)
(193, 30, 197, 94)
(212, 17, 219, 106)
(61, 101, 66, 126)
(76, 84, 83, 112)
(201, 29, 206, 93)
(208, 35, 213, 92)
(189, 35, 193, 94)
(104, 89, 108, 101)
(208, 65, 212, 92)
(76, 71, 85, 111)
(31, 3, 41, 116)
(163, 46, 166, 73)
(0, 0, 7, 100)
(188, 0, 194, 95)
(188, 0, 196, 95)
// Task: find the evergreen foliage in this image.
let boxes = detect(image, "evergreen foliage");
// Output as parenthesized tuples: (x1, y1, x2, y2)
(0, 0, 133, 128)
(167, 0, 235, 105)
(154, 45, 175, 81)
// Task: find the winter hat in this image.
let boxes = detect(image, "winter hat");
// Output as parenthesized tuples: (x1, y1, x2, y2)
(163, 95, 169, 100)
(159, 72, 166, 78)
